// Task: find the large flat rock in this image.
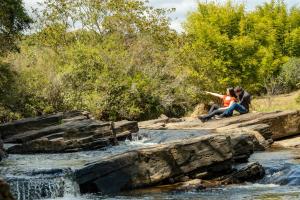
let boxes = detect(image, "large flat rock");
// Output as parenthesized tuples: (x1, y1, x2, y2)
(1, 112, 139, 154)
(140, 111, 300, 141)
(0, 113, 64, 140)
(75, 135, 233, 194)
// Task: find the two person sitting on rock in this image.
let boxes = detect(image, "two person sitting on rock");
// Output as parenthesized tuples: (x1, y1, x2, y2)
(199, 86, 251, 122)
(199, 88, 237, 122)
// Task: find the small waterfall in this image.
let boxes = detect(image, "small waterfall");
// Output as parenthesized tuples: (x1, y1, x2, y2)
(6, 170, 80, 200)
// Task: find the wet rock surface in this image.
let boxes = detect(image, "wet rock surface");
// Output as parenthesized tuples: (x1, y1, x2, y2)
(126, 162, 265, 195)
(1, 111, 138, 154)
(75, 135, 233, 194)
(0, 179, 15, 200)
(0, 138, 7, 162)
(217, 162, 265, 184)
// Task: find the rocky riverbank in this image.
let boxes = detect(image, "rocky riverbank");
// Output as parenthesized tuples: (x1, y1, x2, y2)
(1, 110, 300, 198)
(75, 133, 264, 194)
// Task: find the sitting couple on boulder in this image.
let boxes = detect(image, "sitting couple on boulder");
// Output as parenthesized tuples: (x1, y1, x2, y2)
(199, 86, 251, 122)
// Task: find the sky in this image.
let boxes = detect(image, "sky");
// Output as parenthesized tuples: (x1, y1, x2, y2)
(24, 0, 300, 32)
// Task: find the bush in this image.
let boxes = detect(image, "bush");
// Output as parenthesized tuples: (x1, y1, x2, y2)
(264, 58, 300, 95)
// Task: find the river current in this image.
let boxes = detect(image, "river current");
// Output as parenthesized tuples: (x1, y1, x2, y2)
(1, 129, 300, 200)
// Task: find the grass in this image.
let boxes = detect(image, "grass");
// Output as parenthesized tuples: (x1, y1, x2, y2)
(251, 90, 300, 112)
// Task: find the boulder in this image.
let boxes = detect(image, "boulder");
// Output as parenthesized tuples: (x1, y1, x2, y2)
(217, 128, 270, 152)
(217, 162, 265, 184)
(227, 133, 255, 162)
(114, 120, 139, 141)
(0, 179, 15, 200)
(75, 135, 233, 194)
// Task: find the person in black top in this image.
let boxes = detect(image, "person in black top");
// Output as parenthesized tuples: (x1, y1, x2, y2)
(219, 86, 251, 117)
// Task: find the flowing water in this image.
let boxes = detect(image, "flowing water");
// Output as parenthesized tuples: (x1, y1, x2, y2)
(1, 129, 300, 200)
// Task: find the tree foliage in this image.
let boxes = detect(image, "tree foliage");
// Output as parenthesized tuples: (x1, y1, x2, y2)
(0, 0, 32, 55)
(1, 0, 300, 122)
(184, 0, 300, 94)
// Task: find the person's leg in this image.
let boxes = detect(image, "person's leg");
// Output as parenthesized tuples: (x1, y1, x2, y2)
(222, 103, 247, 117)
(201, 109, 224, 121)
(221, 103, 237, 117)
(235, 104, 248, 114)
(208, 104, 220, 114)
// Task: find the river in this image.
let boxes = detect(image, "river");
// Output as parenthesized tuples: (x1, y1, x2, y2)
(1, 129, 300, 200)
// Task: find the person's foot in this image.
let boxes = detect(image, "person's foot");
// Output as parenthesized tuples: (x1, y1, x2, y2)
(215, 115, 224, 120)
(198, 116, 208, 123)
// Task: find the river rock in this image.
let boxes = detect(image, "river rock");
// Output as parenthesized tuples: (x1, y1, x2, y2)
(2, 112, 138, 154)
(0, 138, 7, 161)
(273, 135, 300, 148)
(0, 112, 77, 140)
(75, 135, 233, 194)
(217, 162, 265, 184)
(114, 120, 139, 141)
(0, 179, 15, 200)
(227, 133, 256, 162)
(126, 162, 265, 195)
(140, 110, 300, 141)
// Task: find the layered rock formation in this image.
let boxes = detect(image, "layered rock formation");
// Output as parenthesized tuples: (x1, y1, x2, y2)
(4, 110, 296, 196)
(129, 162, 265, 195)
(216, 162, 265, 184)
(75, 135, 233, 194)
(1, 111, 138, 154)
(75, 132, 266, 194)
(139, 111, 300, 151)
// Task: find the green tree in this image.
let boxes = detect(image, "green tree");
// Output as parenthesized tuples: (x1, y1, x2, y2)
(184, 0, 300, 94)
(0, 0, 32, 55)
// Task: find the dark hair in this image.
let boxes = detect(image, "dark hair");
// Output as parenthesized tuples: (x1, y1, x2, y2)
(227, 87, 236, 97)
(234, 86, 244, 93)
